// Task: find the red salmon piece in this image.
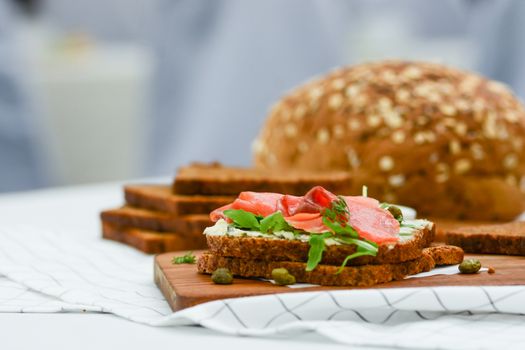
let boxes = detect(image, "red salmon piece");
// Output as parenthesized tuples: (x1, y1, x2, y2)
(346, 202, 399, 244)
(277, 194, 302, 216)
(284, 212, 327, 233)
(210, 191, 283, 221)
(344, 196, 380, 208)
(285, 186, 338, 216)
(238, 192, 282, 216)
(209, 186, 400, 245)
(210, 203, 233, 222)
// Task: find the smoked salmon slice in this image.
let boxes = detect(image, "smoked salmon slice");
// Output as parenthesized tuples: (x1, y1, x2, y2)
(210, 186, 400, 244)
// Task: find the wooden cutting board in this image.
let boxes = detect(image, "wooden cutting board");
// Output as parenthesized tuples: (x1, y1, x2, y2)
(154, 251, 525, 311)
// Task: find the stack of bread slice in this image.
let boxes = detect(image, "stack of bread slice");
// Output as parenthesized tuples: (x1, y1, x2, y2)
(101, 184, 224, 253)
(198, 221, 465, 286)
(101, 163, 354, 253)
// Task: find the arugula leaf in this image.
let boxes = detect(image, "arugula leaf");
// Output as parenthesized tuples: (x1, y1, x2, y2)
(223, 209, 261, 230)
(259, 211, 294, 233)
(322, 217, 358, 237)
(336, 236, 378, 251)
(335, 250, 374, 274)
(306, 233, 332, 271)
(171, 251, 196, 264)
(333, 238, 378, 274)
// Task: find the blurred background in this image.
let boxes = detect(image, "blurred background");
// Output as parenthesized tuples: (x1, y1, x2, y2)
(1, 0, 525, 193)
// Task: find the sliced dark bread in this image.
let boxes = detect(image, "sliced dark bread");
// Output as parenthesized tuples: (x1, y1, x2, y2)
(102, 222, 206, 254)
(197, 246, 462, 286)
(100, 206, 211, 234)
(444, 221, 525, 255)
(124, 184, 233, 215)
(173, 163, 352, 195)
(198, 252, 435, 287)
(427, 244, 464, 265)
(431, 218, 500, 242)
(205, 222, 435, 266)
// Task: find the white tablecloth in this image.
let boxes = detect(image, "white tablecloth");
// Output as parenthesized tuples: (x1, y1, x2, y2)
(1, 181, 524, 350)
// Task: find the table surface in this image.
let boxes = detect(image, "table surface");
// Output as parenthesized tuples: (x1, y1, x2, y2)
(0, 180, 389, 350)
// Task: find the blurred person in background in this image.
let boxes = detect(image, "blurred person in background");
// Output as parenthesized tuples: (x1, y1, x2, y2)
(0, 0, 50, 192)
(2, 0, 525, 192)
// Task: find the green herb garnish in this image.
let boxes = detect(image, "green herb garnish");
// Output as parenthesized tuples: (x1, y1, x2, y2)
(304, 197, 378, 272)
(223, 209, 261, 230)
(172, 251, 196, 264)
(260, 211, 295, 233)
(224, 209, 295, 234)
(306, 232, 332, 271)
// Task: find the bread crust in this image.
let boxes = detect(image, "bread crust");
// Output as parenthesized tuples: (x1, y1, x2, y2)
(173, 163, 353, 195)
(124, 184, 233, 215)
(197, 251, 435, 286)
(427, 244, 464, 265)
(205, 223, 435, 266)
(100, 206, 211, 234)
(102, 222, 206, 254)
(444, 222, 525, 255)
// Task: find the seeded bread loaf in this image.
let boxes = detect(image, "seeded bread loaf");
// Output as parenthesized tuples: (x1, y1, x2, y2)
(100, 206, 211, 234)
(253, 60, 525, 220)
(173, 163, 352, 195)
(444, 221, 525, 255)
(205, 222, 435, 266)
(102, 222, 206, 254)
(124, 184, 234, 215)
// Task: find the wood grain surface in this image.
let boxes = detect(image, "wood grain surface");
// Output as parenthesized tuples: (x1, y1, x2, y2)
(154, 251, 525, 311)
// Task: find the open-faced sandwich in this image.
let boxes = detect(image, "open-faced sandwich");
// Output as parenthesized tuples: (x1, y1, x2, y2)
(197, 186, 464, 286)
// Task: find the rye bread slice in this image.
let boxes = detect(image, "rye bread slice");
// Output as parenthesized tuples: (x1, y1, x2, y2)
(431, 218, 499, 242)
(102, 222, 206, 254)
(205, 222, 435, 266)
(100, 206, 211, 234)
(197, 251, 435, 287)
(173, 163, 352, 195)
(124, 185, 234, 215)
(444, 221, 525, 255)
(427, 244, 465, 265)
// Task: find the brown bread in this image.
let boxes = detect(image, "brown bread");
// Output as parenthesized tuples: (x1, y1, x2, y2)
(173, 163, 353, 195)
(444, 221, 525, 255)
(100, 206, 211, 233)
(432, 217, 499, 242)
(205, 222, 435, 266)
(124, 184, 233, 215)
(254, 61, 525, 221)
(197, 251, 435, 287)
(102, 222, 206, 254)
(427, 244, 464, 265)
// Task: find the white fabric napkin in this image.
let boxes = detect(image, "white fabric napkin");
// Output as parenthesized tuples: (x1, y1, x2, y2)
(1, 225, 525, 350)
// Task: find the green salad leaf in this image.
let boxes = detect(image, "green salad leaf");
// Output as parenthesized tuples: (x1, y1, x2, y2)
(260, 211, 294, 233)
(223, 209, 261, 231)
(305, 197, 379, 272)
(306, 232, 332, 271)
